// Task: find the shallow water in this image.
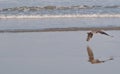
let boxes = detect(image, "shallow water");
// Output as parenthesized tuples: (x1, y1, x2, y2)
(0, 31, 120, 74)
(0, 18, 120, 31)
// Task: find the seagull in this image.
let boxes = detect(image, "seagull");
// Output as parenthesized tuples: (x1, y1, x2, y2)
(86, 30, 113, 41)
(87, 46, 113, 64)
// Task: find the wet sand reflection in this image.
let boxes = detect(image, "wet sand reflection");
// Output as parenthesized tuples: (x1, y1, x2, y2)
(87, 46, 113, 64)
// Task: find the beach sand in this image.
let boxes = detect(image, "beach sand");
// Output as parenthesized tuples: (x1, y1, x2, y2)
(0, 30, 120, 74)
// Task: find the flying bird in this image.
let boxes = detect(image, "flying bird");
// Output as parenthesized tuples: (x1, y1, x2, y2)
(86, 30, 113, 41)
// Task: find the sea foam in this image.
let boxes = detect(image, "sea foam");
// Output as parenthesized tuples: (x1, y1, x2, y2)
(1, 14, 120, 19)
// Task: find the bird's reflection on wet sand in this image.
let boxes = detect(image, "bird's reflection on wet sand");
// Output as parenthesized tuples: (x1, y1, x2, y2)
(87, 46, 114, 64)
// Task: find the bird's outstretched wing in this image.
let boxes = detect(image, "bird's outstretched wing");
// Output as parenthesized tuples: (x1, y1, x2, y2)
(97, 30, 113, 37)
(86, 32, 93, 41)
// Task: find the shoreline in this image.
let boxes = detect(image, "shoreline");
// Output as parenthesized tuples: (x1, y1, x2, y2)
(0, 27, 120, 33)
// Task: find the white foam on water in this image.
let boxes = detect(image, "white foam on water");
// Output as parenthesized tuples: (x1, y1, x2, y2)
(1, 14, 120, 19)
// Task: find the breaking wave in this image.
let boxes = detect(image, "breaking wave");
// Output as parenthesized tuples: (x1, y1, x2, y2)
(0, 5, 120, 19)
(1, 5, 120, 11)
(1, 14, 120, 19)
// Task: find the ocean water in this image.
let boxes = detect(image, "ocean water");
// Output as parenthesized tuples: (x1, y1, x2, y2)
(0, 18, 120, 32)
(0, 0, 120, 32)
(1, 0, 120, 17)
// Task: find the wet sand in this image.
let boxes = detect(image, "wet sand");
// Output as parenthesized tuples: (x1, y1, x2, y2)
(0, 27, 120, 33)
(0, 30, 120, 74)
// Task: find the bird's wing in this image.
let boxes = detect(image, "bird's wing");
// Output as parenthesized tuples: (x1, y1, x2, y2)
(97, 31, 111, 36)
(87, 46, 94, 60)
(86, 32, 93, 41)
